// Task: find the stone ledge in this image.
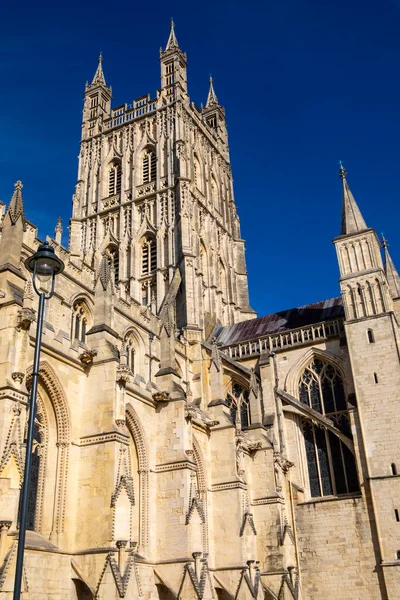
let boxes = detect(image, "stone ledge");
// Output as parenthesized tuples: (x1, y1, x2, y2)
(298, 492, 362, 506)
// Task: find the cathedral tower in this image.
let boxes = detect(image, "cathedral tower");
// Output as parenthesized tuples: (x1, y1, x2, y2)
(334, 165, 400, 597)
(70, 23, 255, 334)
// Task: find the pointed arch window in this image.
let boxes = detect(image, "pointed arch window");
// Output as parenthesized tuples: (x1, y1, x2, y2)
(143, 149, 156, 183)
(71, 300, 90, 344)
(299, 358, 359, 497)
(141, 236, 156, 276)
(108, 161, 122, 196)
(125, 334, 136, 374)
(225, 383, 250, 428)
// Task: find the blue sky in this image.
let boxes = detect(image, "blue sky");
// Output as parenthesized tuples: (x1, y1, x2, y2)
(1, 0, 400, 316)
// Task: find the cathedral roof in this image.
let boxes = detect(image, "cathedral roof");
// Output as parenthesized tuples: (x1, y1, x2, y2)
(214, 297, 344, 346)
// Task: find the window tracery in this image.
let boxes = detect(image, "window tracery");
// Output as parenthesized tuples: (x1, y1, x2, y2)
(225, 383, 250, 428)
(71, 300, 90, 344)
(298, 358, 359, 497)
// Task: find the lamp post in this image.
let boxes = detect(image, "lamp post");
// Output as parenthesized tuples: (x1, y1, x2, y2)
(13, 243, 64, 599)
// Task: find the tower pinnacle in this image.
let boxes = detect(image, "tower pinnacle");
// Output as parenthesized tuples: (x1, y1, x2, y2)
(206, 75, 219, 108)
(339, 164, 368, 235)
(165, 19, 179, 51)
(7, 181, 24, 225)
(91, 53, 107, 87)
(382, 235, 400, 298)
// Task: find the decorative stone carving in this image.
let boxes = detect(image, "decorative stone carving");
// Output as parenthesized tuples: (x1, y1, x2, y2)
(11, 372, 24, 384)
(185, 404, 219, 430)
(79, 348, 97, 366)
(16, 308, 35, 331)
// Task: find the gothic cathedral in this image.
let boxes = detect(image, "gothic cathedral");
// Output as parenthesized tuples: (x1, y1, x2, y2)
(0, 22, 399, 600)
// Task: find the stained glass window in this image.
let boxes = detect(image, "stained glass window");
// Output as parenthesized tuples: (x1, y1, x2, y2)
(299, 358, 359, 498)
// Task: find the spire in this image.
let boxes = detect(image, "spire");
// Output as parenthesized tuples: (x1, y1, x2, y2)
(165, 19, 179, 50)
(206, 75, 219, 108)
(382, 236, 400, 298)
(0, 181, 25, 269)
(91, 53, 106, 86)
(339, 163, 368, 235)
(7, 181, 24, 225)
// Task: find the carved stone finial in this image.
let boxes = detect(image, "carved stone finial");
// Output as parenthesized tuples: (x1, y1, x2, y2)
(210, 337, 222, 372)
(249, 367, 259, 398)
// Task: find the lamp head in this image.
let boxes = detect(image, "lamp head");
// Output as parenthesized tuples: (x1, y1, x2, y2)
(25, 242, 64, 283)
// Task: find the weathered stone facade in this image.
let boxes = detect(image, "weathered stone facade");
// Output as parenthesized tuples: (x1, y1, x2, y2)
(0, 22, 399, 600)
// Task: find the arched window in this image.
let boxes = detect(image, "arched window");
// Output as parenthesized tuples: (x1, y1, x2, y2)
(367, 329, 374, 343)
(71, 300, 90, 344)
(125, 334, 135, 374)
(193, 155, 202, 191)
(299, 358, 359, 497)
(225, 383, 250, 428)
(141, 236, 156, 275)
(106, 246, 119, 284)
(143, 149, 156, 183)
(108, 161, 121, 196)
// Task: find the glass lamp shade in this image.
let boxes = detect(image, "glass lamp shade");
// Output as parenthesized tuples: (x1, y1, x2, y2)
(25, 242, 65, 282)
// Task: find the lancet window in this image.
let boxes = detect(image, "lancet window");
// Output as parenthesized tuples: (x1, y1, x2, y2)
(71, 300, 90, 344)
(298, 358, 359, 497)
(143, 149, 156, 183)
(225, 383, 250, 428)
(108, 161, 122, 196)
(141, 236, 157, 276)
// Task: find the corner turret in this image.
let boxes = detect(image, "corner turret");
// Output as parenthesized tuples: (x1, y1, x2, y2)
(159, 20, 188, 100)
(82, 54, 112, 139)
(201, 76, 228, 151)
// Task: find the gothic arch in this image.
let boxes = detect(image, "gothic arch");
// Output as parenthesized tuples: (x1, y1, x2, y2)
(125, 404, 149, 552)
(222, 372, 250, 397)
(26, 361, 71, 444)
(25, 361, 71, 537)
(69, 291, 94, 311)
(122, 326, 146, 351)
(284, 347, 346, 397)
(122, 327, 146, 377)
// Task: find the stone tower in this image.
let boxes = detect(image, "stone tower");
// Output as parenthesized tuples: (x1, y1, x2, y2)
(70, 21, 254, 334)
(334, 165, 400, 597)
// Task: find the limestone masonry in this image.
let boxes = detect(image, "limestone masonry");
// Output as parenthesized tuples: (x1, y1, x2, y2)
(0, 21, 399, 600)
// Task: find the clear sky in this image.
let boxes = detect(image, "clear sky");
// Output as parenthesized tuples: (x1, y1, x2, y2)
(1, 0, 400, 317)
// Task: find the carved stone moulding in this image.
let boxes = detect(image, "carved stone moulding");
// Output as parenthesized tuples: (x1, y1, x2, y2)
(11, 372, 25, 384)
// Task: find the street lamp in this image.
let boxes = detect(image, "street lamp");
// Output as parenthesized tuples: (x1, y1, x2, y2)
(13, 243, 64, 599)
